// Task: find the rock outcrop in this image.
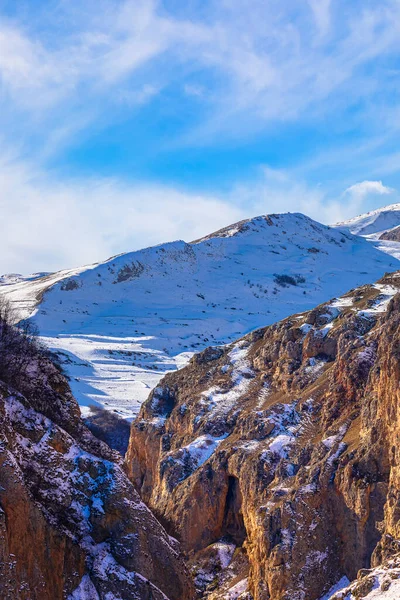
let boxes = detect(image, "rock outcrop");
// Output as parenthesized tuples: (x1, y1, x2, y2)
(127, 272, 400, 599)
(327, 553, 400, 599)
(0, 350, 193, 599)
(379, 225, 400, 241)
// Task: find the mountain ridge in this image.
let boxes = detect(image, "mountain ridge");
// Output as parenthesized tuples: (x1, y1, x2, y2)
(3, 209, 400, 598)
(1, 211, 399, 420)
(334, 202, 400, 236)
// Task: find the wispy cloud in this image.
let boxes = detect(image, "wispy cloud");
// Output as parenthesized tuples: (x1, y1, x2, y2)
(230, 168, 398, 225)
(307, 0, 332, 38)
(1, 156, 395, 274)
(335, 180, 395, 218)
(0, 156, 245, 273)
(1, 1, 400, 273)
(2, 1, 400, 141)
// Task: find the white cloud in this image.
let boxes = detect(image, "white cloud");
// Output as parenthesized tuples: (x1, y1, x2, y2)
(0, 22, 65, 108)
(230, 166, 338, 224)
(344, 180, 394, 198)
(0, 153, 397, 274)
(0, 157, 246, 274)
(335, 180, 395, 219)
(2, 0, 400, 142)
(230, 169, 398, 226)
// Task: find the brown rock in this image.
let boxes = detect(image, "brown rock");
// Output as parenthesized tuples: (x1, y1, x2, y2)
(126, 274, 400, 599)
(0, 357, 194, 599)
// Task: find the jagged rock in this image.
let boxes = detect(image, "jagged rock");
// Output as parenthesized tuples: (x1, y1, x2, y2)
(0, 356, 193, 599)
(127, 273, 400, 599)
(328, 552, 400, 598)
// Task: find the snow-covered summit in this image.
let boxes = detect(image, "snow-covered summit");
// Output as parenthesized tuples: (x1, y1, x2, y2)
(193, 212, 321, 243)
(1, 212, 399, 418)
(335, 203, 400, 236)
(191, 212, 283, 242)
(0, 272, 53, 286)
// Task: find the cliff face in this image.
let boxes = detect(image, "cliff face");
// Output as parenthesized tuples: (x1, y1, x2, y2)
(0, 352, 193, 599)
(127, 273, 400, 599)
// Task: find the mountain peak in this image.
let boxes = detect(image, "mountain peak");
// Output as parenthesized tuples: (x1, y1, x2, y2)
(1, 210, 398, 420)
(335, 203, 400, 236)
(191, 212, 323, 243)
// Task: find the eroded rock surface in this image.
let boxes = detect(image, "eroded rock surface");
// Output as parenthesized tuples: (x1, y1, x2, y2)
(0, 354, 193, 599)
(127, 273, 400, 599)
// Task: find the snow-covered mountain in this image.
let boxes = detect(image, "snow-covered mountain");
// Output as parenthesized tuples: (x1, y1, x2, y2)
(0, 272, 52, 286)
(334, 202, 400, 262)
(1, 212, 399, 419)
(335, 202, 400, 237)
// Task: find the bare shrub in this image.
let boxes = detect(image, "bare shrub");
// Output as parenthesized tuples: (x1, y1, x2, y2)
(274, 273, 306, 287)
(0, 295, 45, 391)
(84, 405, 131, 455)
(114, 261, 144, 283)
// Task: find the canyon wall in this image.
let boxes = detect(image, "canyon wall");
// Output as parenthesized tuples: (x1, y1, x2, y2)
(0, 350, 193, 599)
(127, 274, 400, 599)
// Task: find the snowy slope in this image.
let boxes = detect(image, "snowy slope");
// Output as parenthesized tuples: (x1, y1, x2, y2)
(0, 272, 52, 286)
(334, 203, 400, 262)
(1, 212, 399, 419)
(335, 203, 400, 236)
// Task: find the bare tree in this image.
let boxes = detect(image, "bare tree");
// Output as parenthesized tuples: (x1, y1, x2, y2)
(0, 295, 43, 388)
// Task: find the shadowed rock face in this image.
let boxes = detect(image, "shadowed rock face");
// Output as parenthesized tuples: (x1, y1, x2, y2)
(0, 356, 193, 600)
(127, 272, 400, 599)
(379, 225, 400, 241)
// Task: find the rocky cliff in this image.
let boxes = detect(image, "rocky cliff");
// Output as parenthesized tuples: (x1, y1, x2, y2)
(127, 272, 400, 599)
(0, 340, 193, 599)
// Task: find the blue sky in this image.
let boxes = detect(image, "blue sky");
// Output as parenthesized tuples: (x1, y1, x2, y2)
(1, 0, 400, 273)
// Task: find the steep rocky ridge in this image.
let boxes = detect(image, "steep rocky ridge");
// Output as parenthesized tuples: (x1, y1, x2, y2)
(127, 272, 400, 599)
(0, 346, 193, 598)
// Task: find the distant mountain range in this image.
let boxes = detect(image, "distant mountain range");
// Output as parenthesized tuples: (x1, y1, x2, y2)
(335, 202, 400, 236)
